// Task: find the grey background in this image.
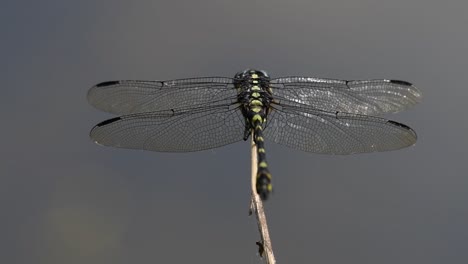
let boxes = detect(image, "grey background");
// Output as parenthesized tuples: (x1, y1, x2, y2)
(2, 0, 467, 263)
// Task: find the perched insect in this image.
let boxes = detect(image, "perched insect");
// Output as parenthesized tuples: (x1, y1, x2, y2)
(88, 69, 421, 200)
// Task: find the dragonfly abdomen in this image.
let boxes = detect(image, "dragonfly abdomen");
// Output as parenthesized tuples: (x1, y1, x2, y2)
(253, 117, 273, 200)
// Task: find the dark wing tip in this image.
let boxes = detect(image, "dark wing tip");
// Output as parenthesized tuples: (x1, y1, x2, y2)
(389, 80, 413, 86)
(387, 120, 418, 145)
(95, 117, 121, 127)
(90, 117, 122, 144)
(387, 120, 411, 130)
(95, 81, 120, 87)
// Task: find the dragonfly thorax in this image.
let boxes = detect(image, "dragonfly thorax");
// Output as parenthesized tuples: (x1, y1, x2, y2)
(234, 69, 273, 121)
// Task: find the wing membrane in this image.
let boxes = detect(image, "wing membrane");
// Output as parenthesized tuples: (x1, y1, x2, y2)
(271, 77, 421, 116)
(87, 77, 236, 115)
(90, 104, 246, 152)
(264, 104, 417, 154)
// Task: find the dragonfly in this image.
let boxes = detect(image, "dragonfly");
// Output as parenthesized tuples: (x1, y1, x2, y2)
(87, 69, 421, 200)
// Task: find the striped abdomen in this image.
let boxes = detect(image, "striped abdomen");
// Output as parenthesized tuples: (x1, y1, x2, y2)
(251, 114, 272, 200)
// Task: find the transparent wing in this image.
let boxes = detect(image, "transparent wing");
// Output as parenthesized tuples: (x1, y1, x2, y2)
(90, 105, 246, 152)
(270, 77, 422, 116)
(264, 103, 417, 154)
(87, 77, 236, 115)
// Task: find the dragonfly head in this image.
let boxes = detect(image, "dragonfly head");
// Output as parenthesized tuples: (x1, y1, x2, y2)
(234, 69, 270, 80)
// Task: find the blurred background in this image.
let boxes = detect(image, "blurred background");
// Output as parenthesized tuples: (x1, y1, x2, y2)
(2, 0, 467, 263)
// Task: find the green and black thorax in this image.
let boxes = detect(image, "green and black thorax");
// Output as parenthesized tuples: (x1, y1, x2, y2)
(233, 69, 273, 138)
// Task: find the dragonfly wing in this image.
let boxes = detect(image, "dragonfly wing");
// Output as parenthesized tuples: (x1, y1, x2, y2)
(87, 77, 236, 115)
(90, 105, 246, 152)
(264, 104, 417, 154)
(270, 77, 421, 116)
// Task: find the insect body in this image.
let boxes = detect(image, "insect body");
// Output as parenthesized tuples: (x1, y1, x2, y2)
(88, 69, 421, 200)
(235, 70, 274, 199)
